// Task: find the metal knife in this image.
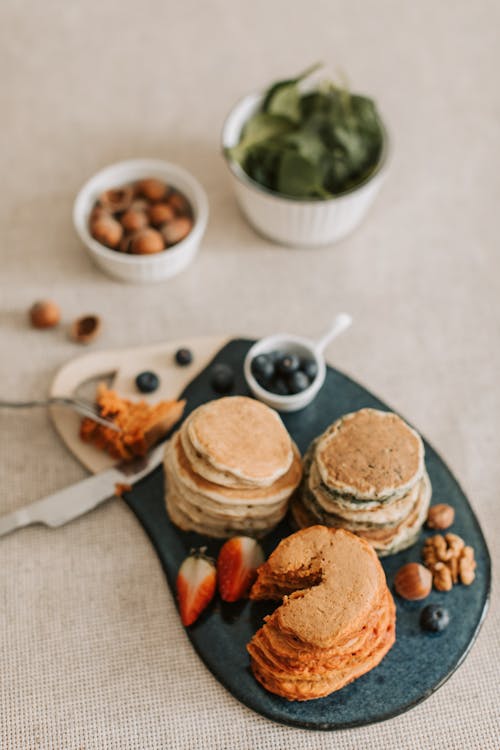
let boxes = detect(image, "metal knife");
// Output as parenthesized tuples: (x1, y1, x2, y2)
(0, 442, 165, 538)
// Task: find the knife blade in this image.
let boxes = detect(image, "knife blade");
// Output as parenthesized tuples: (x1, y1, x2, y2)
(0, 442, 165, 538)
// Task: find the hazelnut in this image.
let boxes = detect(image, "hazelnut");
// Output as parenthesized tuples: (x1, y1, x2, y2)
(168, 191, 191, 216)
(98, 186, 133, 212)
(120, 209, 148, 233)
(135, 178, 167, 202)
(161, 216, 193, 246)
(29, 300, 61, 329)
(149, 202, 175, 227)
(130, 228, 165, 255)
(89, 205, 110, 223)
(427, 504, 455, 530)
(90, 215, 123, 249)
(70, 315, 101, 345)
(130, 198, 149, 213)
(394, 562, 432, 600)
(118, 234, 134, 254)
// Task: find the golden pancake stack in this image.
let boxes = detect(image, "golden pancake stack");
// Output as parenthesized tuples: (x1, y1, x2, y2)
(164, 396, 302, 538)
(247, 526, 396, 700)
(292, 408, 431, 556)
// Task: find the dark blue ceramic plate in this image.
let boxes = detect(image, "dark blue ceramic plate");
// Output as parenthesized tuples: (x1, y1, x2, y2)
(122, 339, 490, 730)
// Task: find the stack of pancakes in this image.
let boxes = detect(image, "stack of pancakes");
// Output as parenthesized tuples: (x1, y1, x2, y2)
(248, 526, 396, 700)
(292, 408, 431, 556)
(164, 396, 302, 538)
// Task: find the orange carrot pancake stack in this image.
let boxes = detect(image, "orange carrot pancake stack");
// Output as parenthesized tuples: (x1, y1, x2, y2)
(247, 525, 396, 701)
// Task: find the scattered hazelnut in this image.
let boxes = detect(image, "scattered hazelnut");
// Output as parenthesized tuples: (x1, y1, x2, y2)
(90, 215, 123, 249)
(130, 228, 165, 255)
(427, 504, 455, 530)
(70, 314, 101, 344)
(29, 300, 61, 329)
(161, 216, 193, 246)
(168, 191, 191, 216)
(135, 178, 167, 202)
(394, 562, 432, 600)
(98, 186, 133, 212)
(149, 202, 175, 227)
(120, 209, 148, 233)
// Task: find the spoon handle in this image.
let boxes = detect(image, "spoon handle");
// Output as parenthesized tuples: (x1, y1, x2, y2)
(314, 313, 352, 355)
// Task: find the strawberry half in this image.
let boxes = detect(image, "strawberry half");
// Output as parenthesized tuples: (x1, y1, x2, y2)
(217, 536, 265, 602)
(176, 548, 216, 626)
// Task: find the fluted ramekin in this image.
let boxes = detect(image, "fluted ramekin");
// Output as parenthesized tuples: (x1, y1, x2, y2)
(222, 93, 389, 247)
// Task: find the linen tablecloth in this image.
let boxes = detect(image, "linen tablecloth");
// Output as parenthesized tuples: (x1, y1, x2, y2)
(1, 1, 499, 747)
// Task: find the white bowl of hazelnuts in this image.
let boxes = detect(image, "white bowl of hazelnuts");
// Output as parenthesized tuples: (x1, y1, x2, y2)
(73, 159, 209, 283)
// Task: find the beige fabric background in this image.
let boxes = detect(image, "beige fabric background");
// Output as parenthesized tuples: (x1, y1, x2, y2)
(1, 1, 499, 748)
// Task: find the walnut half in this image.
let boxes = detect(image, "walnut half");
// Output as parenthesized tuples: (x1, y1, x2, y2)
(422, 533, 476, 590)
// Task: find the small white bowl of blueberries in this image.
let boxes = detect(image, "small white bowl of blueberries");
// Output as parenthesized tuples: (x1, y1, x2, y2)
(244, 313, 352, 412)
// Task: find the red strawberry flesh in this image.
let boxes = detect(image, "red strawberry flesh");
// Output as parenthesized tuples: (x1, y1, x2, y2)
(217, 536, 265, 602)
(176, 552, 216, 626)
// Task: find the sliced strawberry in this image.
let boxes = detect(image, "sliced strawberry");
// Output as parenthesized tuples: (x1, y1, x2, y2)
(176, 548, 216, 626)
(217, 536, 265, 602)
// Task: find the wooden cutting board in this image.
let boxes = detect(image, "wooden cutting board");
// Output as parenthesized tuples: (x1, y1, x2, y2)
(49, 335, 228, 473)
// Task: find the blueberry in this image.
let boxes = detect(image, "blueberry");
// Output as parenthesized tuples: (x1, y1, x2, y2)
(135, 370, 160, 393)
(175, 348, 193, 366)
(210, 364, 235, 394)
(301, 358, 318, 381)
(251, 354, 275, 383)
(277, 353, 300, 376)
(269, 377, 290, 396)
(420, 604, 450, 633)
(268, 350, 283, 363)
(288, 370, 310, 394)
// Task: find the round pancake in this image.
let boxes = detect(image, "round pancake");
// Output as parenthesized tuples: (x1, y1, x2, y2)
(165, 484, 283, 538)
(164, 445, 290, 520)
(186, 397, 293, 486)
(292, 471, 431, 556)
(315, 409, 424, 501)
(164, 456, 289, 523)
(249, 588, 394, 676)
(180, 421, 261, 489)
(252, 527, 388, 648)
(249, 602, 395, 700)
(167, 431, 302, 507)
(169, 481, 287, 529)
(308, 458, 422, 524)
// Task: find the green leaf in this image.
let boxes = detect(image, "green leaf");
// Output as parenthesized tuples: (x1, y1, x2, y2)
(243, 142, 284, 191)
(277, 150, 330, 198)
(282, 131, 327, 164)
(351, 94, 379, 131)
(230, 65, 384, 198)
(262, 63, 322, 122)
(331, 125, 367, 171)
(227, 113, 293, 164)
(266, 83, 301, 123)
